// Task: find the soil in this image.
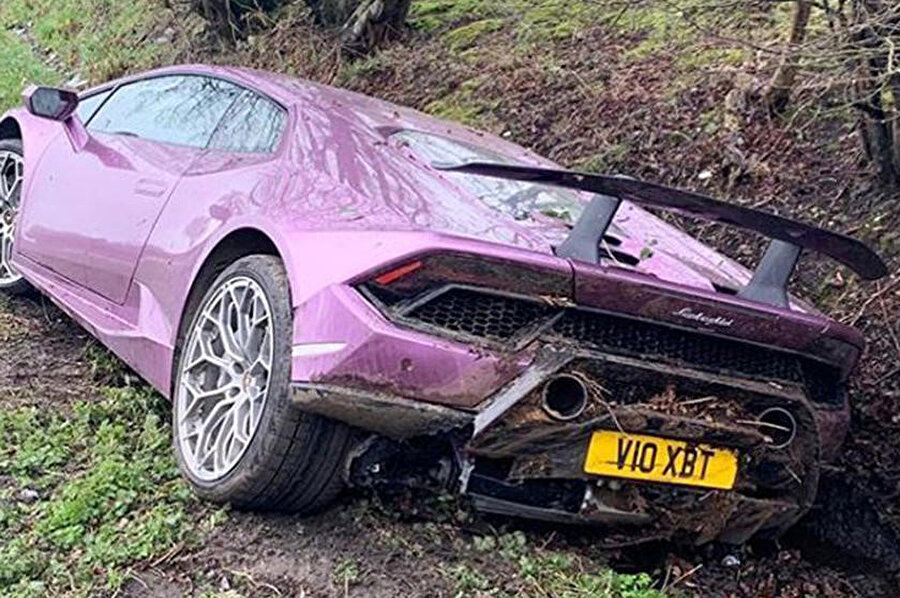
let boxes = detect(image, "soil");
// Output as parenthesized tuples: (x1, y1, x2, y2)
(5, 4, 900, 597)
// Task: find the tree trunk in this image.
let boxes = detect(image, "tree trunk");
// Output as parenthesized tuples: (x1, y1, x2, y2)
(850, 0, 900, 187)
(191, 0, 409, 52)
(765, 0, 813, 113)
(305, 0, 410, 53)
(857, 83, 898, 186)
(891, 73, 900, 176)
(306, 0, 359, 27)
(340, 0, 411, 54)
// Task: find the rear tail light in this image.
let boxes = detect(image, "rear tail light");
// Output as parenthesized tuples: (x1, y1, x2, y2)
(373, 260, 423, 286)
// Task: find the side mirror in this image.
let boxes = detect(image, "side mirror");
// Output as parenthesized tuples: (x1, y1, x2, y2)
(24, 86, 79, 121)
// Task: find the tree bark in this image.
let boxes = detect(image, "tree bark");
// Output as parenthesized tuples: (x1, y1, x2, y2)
(891, 73, 900, 176)
(340, 0, 411, 54)
(191, 0, 409, 52)
(765, 0, 813, 113)
(856, 83, 898, 186)
(850, 0, 900, 187)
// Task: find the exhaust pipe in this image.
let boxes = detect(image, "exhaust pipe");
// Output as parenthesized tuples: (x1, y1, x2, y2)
(757, 407, 797, 448)
(541, 374, 588, 421)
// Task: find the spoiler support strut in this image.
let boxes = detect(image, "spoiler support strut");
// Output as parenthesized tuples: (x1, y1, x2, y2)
(555, 194, 621, 264)
(736, 240, 802, 308)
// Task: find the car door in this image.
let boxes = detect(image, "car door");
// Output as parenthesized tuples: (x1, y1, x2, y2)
(17, 74, 243, 304)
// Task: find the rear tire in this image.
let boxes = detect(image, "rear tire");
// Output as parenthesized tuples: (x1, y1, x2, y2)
(172, 254, 353, 513)
(0, 139, 31, 296)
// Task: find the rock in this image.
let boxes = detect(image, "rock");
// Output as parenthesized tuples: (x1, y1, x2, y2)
(65, 74, 88, 89)
(19, 488, 39, 503)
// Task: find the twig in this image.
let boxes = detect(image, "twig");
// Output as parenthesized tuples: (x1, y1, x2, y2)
(679, 395, 718, 406)
(847, 278, 900, 326)
(874, 365, 900, 386)
(661, 564, 673, 592)
(150, 542, 183, 568)
(228, 569, 283, 596)
(666, 563, 703, 589)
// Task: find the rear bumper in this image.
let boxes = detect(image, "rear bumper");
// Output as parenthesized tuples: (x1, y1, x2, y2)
(289, 272, 851, 542)
(292, 343, 843, 543)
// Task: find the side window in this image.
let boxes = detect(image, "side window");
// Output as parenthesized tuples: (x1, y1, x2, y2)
(208, 90, 286, 153)
(75, 89, 112, 124)
(87, 75, 242, 148)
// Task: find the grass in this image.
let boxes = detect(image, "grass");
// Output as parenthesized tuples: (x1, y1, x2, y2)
(447, 532, 669, 598)
(0, 0, 179, 88)
(0, 347, 216, 597)
(0, 30, 58, 111)
(410, 0, 611, 42)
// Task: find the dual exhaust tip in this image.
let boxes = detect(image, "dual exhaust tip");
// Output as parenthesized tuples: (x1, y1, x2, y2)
(540, 375, 798, 449)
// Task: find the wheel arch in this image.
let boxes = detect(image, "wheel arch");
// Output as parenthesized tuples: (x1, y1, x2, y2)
(172, 226, 291, 394)
(0, 117, 22, 142)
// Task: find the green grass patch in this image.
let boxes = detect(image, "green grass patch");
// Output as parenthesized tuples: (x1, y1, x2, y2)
(0, 0, 176, 85)
(0, 30, 58, 111)
(515, 0, 606, 42)
(411, 0, 615, 44)
(0, 382, 211, 597)
(409, 0, 497, 32)
(450, 531, 669, 597)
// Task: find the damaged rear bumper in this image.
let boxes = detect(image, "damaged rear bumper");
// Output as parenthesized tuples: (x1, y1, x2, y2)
(290, 266, 852, 544)
(293, 339, 836, 543)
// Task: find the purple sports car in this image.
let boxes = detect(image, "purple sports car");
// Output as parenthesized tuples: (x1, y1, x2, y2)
(0, 65, 887, 544)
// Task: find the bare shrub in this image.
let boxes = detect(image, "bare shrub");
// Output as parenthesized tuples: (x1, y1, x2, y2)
(189, 0, 409, 53)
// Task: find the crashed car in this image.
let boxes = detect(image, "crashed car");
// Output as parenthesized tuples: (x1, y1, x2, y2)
(0, 65, 887, 544)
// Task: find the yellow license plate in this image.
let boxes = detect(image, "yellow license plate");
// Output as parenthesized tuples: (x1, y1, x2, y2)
(583, 431, 738, 490)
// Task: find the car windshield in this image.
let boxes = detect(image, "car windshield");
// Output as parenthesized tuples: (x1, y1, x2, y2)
(393, 129, 584, 223)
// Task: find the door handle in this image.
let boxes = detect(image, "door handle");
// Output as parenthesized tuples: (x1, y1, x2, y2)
(135, 178, 168, 198)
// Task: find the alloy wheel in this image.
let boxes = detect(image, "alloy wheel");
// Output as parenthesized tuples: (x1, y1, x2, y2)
(177, 276, 274, 481)
(0, 150, 24, 285)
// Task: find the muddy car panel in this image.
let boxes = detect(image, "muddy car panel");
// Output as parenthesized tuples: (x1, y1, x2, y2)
(0, 63, 884, 544)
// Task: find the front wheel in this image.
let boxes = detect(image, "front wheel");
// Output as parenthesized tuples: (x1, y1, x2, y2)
(173, 254, 353, 512)
(0, 139, 31, 295)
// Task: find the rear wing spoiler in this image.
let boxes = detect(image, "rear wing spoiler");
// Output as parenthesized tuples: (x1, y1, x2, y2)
(433, 161, 888, 308)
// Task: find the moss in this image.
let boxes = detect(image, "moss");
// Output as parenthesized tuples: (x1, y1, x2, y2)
(575, 143, 631, 173)
(408, 0, 497, 31)
(676, 46, 747, 70)
(515, 0, 605, 42)
(412, 0, 608, 44)
(443, 18, 505, 51)
(423, 76, 496, 127)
